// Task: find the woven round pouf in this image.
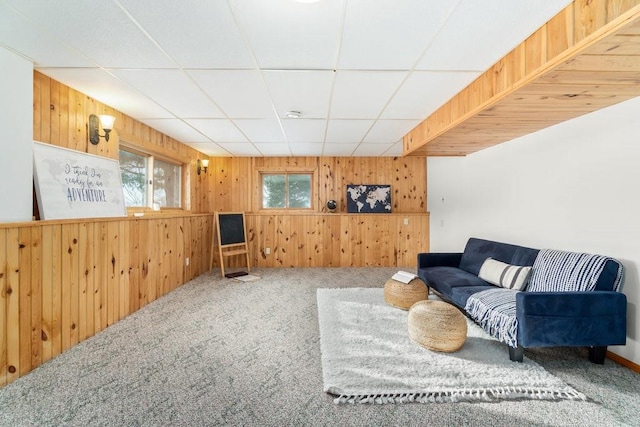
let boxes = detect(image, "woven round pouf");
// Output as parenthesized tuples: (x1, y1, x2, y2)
(407, 300, 467, 352)
(384, 278, 428, 310)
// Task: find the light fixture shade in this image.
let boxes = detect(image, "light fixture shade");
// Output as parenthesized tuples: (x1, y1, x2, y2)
(98, 114, 116, 131)
(201, 159, 210, 168)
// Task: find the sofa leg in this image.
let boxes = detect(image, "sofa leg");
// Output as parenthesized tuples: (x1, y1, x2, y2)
(509, 346, 524, 362)
(588, 346, 607, 364)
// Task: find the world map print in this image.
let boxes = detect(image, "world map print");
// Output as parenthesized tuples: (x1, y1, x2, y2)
(346, 185, 392, 213)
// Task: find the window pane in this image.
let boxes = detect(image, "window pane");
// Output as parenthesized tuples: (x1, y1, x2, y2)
(263, 174, 286, 208)
(119, 149, 147, 207)
(153, 159, 181, 208)
(288, 174, 311, 208)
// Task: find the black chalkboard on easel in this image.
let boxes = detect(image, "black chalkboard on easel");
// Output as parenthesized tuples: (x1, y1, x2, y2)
(213, 212, 251, 278)
(218, 213, 245, 245)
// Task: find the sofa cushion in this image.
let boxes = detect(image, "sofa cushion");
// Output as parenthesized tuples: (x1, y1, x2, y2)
(528, 249, 625, 293)
(449, 285, 496, 308)
(420, 266, 489, 300)
(459, 238, 539, 276)
(478, 258, 531, 291)
(465, 288, 519, 347)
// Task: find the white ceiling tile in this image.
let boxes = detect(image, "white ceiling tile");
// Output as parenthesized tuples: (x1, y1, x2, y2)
(188, 70, 275, 119)
(352, 142, 398, 156)
(230, 0, 344, 69)
(5, 0, 174, 68)
(38, 68, 174, 119)
(338, 0, 457, 70)
(184, 142, 231, 157)
(381, 71, 480, 119)
(322, 143, 358, 156)
(281, 119, 326, 143)
(364, 120, 421, 143)
(416, 0, 572, 71)
(112, 69, 225, 118)
(330, 71, 407, 119)
(140, 119, 209, 143)
(118, 0, 253, 69)
(253, 142, 292, 156)
(234, 119, 286, 143)
(0, 3, 93, 68)
(185, 119, 249, 143)
(262, 70, 334, 119)
(325, 120, 374, 143)
(290, 142, 325, 156)
(216, 142, 262, 157)
(384, 141, 404, 157)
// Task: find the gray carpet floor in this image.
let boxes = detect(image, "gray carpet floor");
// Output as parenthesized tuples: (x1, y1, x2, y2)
(0, 267, 638, 427)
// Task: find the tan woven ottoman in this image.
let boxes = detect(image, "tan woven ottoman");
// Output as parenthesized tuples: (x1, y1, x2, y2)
(384, 278, 428, 310)
(407, 300, 467, 352)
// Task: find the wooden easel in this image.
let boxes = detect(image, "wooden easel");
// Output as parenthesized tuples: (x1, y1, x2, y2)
(212, 211, 251, 278)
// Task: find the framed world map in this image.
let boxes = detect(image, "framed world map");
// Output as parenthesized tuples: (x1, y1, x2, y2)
(346, 184, 392, 213)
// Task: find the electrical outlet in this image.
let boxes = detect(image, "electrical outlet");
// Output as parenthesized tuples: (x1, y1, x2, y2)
(185, 257, 190, 266)
(403, 218, 409, 225)
(265, 247, 271, 255)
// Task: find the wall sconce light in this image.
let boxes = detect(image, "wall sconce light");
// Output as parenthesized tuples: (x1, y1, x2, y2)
(89, 114, 116, 145)
(197, 158, 209, 175)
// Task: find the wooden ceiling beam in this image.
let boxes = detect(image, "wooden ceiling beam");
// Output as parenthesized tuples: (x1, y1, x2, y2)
(403, 0, 640, 157)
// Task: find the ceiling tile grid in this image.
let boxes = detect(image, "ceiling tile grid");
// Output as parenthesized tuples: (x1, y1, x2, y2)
(0, 0, 572, 157)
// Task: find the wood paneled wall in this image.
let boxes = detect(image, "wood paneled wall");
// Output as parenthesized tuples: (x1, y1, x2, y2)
(33, 71, 210, 213)
(0, 215, 213, 387)
(207, 156, 429, 269)
(245, 213, 429, 268)
(207, 156, 427, 213)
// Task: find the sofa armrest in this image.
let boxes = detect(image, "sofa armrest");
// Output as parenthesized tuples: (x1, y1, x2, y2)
(515, 291, 627, 348)
(417, 252, 463, 269)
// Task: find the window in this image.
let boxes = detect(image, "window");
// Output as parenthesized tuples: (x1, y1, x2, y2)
(262, 172, 312, 209)
(119, 148, 182, 208)
(153, 159, 181, 208)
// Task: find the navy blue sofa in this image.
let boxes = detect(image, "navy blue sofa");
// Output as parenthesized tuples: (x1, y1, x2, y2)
(417, 238, 627, 363)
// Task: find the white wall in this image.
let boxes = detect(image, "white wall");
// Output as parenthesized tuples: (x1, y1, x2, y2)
(0, 47, 33, 222)
(427, 96, 640, 364)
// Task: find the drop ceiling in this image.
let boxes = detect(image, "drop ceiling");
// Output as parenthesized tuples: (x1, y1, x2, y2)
(0, 0, 572, 157)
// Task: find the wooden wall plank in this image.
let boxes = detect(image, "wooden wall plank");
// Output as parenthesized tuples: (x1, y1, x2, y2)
(138, 220, 149, 308)
(119, 221, 129, 318)
(0, 229, 7, 386)
(41, 225, 54, 362)
(128, 220, 140, 313)
(18, 228, 32, 376)
(5, 228, 20, 383)
(106, 221, 119, 326)
(30, 227, 42, 370)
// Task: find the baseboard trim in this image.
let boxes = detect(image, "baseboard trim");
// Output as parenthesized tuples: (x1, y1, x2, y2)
(607, 351, 640, 373)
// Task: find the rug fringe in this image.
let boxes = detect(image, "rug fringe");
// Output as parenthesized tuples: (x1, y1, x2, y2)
(333, 388, 587, 404)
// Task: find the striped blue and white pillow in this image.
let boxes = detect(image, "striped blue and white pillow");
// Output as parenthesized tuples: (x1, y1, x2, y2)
(478, 258, 532, 291)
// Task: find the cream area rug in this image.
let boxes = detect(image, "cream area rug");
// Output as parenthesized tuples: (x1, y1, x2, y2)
(317, 288, 586, 404)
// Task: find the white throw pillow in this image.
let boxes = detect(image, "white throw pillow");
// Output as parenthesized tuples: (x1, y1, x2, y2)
(478, 258, 532, 291)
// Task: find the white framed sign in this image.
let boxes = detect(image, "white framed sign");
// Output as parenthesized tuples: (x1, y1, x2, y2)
(33, 141, 127, 220)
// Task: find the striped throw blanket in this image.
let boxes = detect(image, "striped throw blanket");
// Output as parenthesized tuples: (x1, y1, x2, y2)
(465, 289, 519, 347)
(527, 249, 624, 292)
